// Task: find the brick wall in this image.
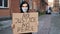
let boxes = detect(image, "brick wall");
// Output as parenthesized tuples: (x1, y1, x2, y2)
(0, 0, 20, 16)
(0, 0, 11, 16)
(53, 0, 59, 11)
(0, 0, 48, 16)
(0, 9, 10, 16)
(11, 0, 20, 13)
(54, 0, 59, 8)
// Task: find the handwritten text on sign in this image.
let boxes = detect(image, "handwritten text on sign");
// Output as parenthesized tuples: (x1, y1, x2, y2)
(12, 13, 38, 34)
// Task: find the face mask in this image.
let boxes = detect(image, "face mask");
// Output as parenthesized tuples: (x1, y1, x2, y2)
(22, 7, 28, 13)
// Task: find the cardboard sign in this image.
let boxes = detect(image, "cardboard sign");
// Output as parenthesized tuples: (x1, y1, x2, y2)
(12, 12, 38, 34)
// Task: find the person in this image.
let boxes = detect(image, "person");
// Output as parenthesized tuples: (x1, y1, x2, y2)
(20, 1, 32, 34)
(20, 1, 29, 13)
(48, 7, 51, 14)
(46, 6, 52, 14)
(59, 8, 60, 14)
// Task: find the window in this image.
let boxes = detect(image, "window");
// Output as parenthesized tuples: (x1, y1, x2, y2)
(0, 0, 2, 6)
(0, 0, 9, 8)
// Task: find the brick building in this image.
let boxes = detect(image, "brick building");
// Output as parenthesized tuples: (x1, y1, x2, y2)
(54, 0, 59, 8)
(0, 0, 48, 16)
(53, 0, 59, 12)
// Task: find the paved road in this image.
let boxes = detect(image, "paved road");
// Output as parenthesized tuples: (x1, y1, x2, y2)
(33, 15, 51, 34)
(0, 20, 12, 34)
(49, 14, 60, 34)
(0, 14, 60, 34)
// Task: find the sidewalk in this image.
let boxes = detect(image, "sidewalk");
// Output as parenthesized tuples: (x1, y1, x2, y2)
(33, 15, 51, 34)
(0, 20, 12, 30)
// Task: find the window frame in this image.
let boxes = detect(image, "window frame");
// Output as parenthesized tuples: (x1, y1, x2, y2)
(0, 0, 9, 8)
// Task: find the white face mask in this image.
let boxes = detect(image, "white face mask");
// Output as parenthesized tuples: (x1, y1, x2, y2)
(22, 7, 28, 13)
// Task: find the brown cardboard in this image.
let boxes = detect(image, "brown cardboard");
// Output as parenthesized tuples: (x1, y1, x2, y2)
(12, 12, 38, 34)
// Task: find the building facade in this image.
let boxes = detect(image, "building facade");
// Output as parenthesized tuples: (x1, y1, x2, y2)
(53, 0, 59, 12)
(0, 0, 48, 16)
